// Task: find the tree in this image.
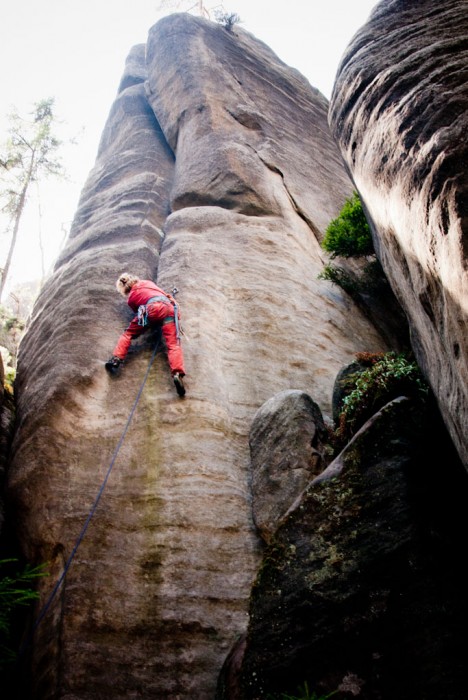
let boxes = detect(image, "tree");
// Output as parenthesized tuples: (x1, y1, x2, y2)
(0, 98, 64, 301)
(214, 10, 241, 31)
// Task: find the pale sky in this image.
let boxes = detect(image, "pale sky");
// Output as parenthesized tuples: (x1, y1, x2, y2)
(1, 0, 378, 298)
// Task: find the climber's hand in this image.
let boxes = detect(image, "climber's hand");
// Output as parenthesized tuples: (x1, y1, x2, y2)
(105, 356, 122, 375)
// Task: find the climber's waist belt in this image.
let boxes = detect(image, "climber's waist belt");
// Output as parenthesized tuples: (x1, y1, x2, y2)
(137, 295, 180, 342)
(137, 295, 172, 326)
(146, 295, 170, 305)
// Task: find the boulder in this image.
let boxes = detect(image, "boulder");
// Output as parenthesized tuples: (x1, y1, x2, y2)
(239, 397, 468, 699)
(250, 390, 328, 542)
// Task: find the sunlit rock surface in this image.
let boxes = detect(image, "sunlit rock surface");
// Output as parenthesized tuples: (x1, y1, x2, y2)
(329, 0, 468, 467)
(7, 14, 392, 699)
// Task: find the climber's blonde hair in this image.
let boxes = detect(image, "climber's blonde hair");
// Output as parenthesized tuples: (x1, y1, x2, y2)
(116, 272, 140, 296)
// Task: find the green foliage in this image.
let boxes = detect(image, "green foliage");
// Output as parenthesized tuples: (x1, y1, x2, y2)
(0, 558, 48, 667)
(318, 259, 390, 298)
(0, 97, 66, 299)
(338, 352, 429, 440)
(267, 681, 337, 699)
(0, 306, 24, 335)
(0, 98, 64, 206)
(319, 193, 378, 301)
(318, 264, 360, 295)
(321, 191, 374, 258)
(0, 302, 27, 389)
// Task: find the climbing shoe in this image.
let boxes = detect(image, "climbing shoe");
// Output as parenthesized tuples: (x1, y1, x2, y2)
(105, 356, 122, 375)
(173, 372, 186, 397)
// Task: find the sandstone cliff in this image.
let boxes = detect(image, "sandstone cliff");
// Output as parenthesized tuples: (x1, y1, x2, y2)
(217, 3, 468, 697)
(329, 0, 468, 468)
(5, 13, 393, 699)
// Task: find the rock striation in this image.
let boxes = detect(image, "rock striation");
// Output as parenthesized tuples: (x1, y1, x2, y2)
(329, 0, 468, 467)
(7, 13, 393, 699)
(249, 390, 328, 543)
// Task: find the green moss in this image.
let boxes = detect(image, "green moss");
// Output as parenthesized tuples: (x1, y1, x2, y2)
(336, 352, 429, 442)
(0, 558, 48, 667)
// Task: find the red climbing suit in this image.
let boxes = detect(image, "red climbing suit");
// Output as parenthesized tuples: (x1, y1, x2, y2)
(113, 280, 185, 376)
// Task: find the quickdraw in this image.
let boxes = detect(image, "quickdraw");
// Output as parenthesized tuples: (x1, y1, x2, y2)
(137, 305, 148, 327)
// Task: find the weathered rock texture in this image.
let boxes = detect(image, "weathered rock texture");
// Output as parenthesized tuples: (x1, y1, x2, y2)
(249, 390, 328, 542)
(329, 0, 468, 467)
(7, 14, 393, 699)
(238, 397, 468, 699)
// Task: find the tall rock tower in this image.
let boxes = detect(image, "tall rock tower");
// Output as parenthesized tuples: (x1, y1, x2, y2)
(7, 14, 391, 698)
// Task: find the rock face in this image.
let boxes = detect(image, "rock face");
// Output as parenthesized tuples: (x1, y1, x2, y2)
(7, 14, 393, 699)
(239, 397, 468, 699)
(249, 390, 328, 542)
(329, 0, 468, 467)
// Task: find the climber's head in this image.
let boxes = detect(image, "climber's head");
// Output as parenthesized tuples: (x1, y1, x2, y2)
(116, 272, 139, 297)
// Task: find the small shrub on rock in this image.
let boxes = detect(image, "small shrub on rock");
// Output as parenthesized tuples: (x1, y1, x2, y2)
(321, 191, 374, 259)
(337, 352, 429, 441)
(0, 558, 48, 667)
(214, 10, 241, 31)
(318, 194, 387, 301)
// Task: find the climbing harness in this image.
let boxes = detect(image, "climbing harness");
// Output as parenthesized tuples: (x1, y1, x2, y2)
(20, 331, 163, 656)
(137, 295, 170, 327)
(137, 290, 181, 343)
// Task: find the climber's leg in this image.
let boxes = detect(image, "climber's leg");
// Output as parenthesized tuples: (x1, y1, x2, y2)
(161, 320, 185, 376)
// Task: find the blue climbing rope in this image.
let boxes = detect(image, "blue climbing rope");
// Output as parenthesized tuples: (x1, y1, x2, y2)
(20, 332, 162, 654)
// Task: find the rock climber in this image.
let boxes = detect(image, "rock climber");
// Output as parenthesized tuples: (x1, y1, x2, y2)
(105, 272, 186, 397)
